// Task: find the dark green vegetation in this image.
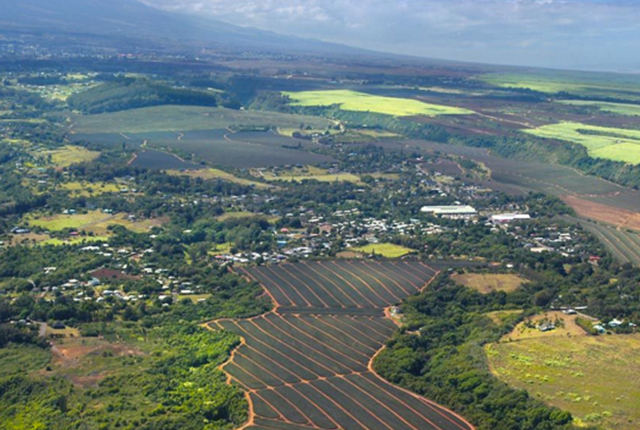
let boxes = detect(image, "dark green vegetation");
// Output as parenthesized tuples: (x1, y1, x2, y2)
(375, 279, 577, 430)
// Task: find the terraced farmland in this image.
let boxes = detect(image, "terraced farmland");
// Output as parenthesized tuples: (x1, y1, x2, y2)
(210, 260, 474, 430)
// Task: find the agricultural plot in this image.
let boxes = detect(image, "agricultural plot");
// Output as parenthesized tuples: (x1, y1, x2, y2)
(71, 106, 335, 168)
(523, 122, 640, 164)
(71, 106, 334, 134)
(26, 211, 166, 235)
(563, 216, 640, 265)
(284, 90, 474, 117)
(214, 260, 474, 430)
(557, 100, 640, 117)
(130, 149, 202, 170)
(390, 140, 640, 214)
(480, 72, 640, 101)
(486, 334, 640, 430)
(78, 129, 333, 168)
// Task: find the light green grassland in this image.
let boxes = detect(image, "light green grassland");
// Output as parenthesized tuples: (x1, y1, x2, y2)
(42, 145, 101, 168)
(350, 243, 415, 258)
(283, 90, 474, 117)
(263, 166, 363, 185)
(165, 169, 272, 189)
(524, 122, 640, 164)
(71, 106, 334, 134)
(558, 100, 640, 117)
(481, 73, 640, 101)
(486, 334, 640, 430)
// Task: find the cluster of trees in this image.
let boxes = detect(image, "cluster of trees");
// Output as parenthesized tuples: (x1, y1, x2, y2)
(68, 77, 233, 114)
(374, 278, 584, 430)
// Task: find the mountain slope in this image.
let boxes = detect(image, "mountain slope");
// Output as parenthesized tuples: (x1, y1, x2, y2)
(0, 0, 365, 55)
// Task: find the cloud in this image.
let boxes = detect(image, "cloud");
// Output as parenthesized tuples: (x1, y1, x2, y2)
(140, 0, 640, 71)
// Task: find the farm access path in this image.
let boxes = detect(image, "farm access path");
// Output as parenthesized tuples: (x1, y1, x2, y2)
(209, 260, 477, 430)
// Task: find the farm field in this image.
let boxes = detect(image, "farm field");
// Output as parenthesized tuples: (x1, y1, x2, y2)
(71, 106, 335, 168)
(349, 243, 416, 258)
(486, 333, 640, 430)
(284, 90, 475, 117)
(561, 196, 640, 232)
(387, 140, 640, 214)
(213, 260, 475, 430)
(563, 216, 640, 265)
(523, 122, 640, 164)
(452, 273, 526, 294)
(480, 72, 640, 101)
(557, 100, 640, 117)
(79, 128, 333, 168)
(71, 105, 334, 134)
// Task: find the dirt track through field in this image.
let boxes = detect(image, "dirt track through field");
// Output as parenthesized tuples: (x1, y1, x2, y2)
(210, 261, 477, 430)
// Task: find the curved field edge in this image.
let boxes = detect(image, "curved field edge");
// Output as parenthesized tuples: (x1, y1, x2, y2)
(206, 262, 477, 430)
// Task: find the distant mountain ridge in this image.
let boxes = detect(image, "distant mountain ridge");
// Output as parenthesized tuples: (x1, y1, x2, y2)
(0, 0, 367, 55)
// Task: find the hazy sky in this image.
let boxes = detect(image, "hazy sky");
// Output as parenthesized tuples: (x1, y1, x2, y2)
(142, 0, 640, 71)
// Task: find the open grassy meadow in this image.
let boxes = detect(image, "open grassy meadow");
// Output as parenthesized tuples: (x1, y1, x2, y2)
(42, 145, 101, 168)
(350, 242, 415, 258)
(283, 89, 474, 117)
(524, 122, 640, 164)
(261, 165, 363, 184)
(486, 334, 640, 430)
(59, 181, 123, 196)
(27, 211, 166, 235)
(452, 273, 526, 294)
(165, 168, 272, 189)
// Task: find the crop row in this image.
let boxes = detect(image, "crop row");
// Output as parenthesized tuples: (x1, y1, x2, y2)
(240, 260, 438, 309)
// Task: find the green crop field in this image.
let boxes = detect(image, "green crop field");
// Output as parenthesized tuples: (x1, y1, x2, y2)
(71, 105, 334, 134)
(524, 122, 640, 164)
(481, 72, 640, 101)
(486, 334, 640, 430)
(558, 100, 640, 117)
(283, 89, 474, 117)
(350, 243, 416, 258)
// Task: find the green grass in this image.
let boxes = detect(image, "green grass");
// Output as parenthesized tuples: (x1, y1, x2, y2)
(42, 145, 101, 168)
(262, 166, 363, 184)
(486, 334, 640, 430)
(558, 100, 640, 116)
(283, 90, 474, 117)
(350, 243, 415, 258)
(27, 211, 111, 231)
(59, 181, 123, 196)
(524, 122, 640, 164)
(481, 72, 640, 101)
(165, 168, 272, 189)
(0, 345, 51, 378)
(39, 236, 109, 246)
(71, 105, 334, 134)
